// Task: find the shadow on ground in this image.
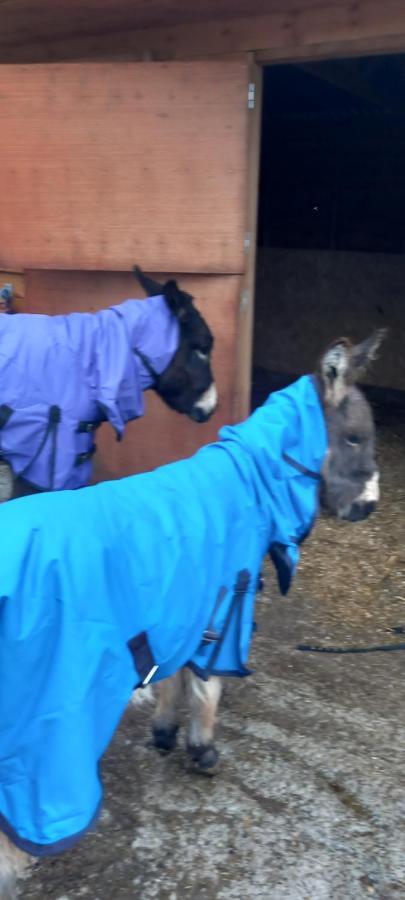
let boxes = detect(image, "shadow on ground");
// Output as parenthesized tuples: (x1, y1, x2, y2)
(22, 422, 405, 900)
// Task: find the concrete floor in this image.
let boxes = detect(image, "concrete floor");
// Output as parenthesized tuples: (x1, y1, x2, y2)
(21, 421, 405, 900)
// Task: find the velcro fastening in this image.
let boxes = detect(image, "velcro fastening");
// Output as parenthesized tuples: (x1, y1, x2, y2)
(77, 421, 99, 434)
(75, 446, 97, 466)
(127, 631, 157, 684)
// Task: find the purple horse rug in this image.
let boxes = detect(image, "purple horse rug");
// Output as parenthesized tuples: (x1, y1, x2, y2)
(0, 295, 179, 491)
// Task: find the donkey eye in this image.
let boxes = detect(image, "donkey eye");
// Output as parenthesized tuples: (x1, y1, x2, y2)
(346, 434, 361, 447)
(194, 349, 208, 361)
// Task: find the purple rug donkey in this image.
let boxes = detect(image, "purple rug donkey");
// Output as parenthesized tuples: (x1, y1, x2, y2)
(0, 267, 217, 499)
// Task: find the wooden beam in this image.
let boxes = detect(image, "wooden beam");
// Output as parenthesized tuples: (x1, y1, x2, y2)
(256, 33, 405, 65)
(0, 10, 287, 62)
(233, 58, 262, 421)
(2, 1, 405, 64)
(0, 0, 331, 49)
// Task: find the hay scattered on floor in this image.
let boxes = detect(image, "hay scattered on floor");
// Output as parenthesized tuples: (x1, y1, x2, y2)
(276, 424, 405, 643)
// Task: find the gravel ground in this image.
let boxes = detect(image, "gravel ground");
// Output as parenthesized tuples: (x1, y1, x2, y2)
(20, 419, 405, 900)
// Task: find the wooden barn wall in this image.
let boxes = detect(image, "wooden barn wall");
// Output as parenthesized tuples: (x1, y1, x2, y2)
(0, 56, 254, 474)
(0, 61, 247, 274)
(24, 270, 241, 479)
(2, 1, 405, 64)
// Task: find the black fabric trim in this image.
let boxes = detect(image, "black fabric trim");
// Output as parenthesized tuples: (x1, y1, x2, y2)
(96, 403, 109, 423)
(282, 452, 321, 481)
(296, 514, 317, 546)
(203, 570, 251, 677)
(186, 661, 253, 682)
(133, 348, 159, 386)
(0, 404, 13, 429)
(235, 580, 249, 671)
(201, 629, 219, 645)
(48, 406, 61, 490)
(75, 445, 97, 466)
(49, 405, 61, 425)
(97, 402, 122, 442)
(18, 405, 61, 490)
(11, 474, 44, 495)
(269, 542, 294, 596)
(77, 420, 100, 434)
(201, 586, 227, 645)
(127, 631, 156, 682)
(0, 798, 102, 858)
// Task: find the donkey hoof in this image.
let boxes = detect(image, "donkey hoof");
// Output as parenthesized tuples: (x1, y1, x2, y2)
(152, 724, 179, 754)
(187, 743, 219, 773)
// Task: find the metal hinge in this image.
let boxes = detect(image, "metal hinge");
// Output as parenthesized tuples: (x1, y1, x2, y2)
(248, 82, 256, 110)
(240, 289, 249, 310)
(244, 232, 251, 253)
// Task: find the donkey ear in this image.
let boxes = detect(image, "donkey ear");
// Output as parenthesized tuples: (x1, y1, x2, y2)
(349, 328, 387, 379)
(133, 266, 193, 319)
(319, 339, 351, 406)
(319, 329, 387, 406)
(133, 266, 164, 297)
(162, 280, 194, 320)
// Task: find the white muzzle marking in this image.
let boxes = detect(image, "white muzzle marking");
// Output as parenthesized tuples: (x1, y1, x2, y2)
(195, 382, 218, 415)
(357, 471, 380, 504)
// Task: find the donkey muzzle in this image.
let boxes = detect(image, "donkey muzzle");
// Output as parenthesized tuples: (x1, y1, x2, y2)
(190, 383, 218, 423)
(190, 405, 212, 423)
(341, 471, 379, 521)
(343, 499, 376, 522)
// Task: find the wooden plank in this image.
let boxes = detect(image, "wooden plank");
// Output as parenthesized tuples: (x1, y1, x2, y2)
(2, 2, 405, 64)
(24, 270, 241, 477)
(256, 34, 405, 65)
(0, 11, 297, 62)
(233, 58, 262, 421)
(0, 60, 248, 274)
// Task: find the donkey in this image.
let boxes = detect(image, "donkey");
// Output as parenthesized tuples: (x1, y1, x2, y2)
(151, 329, 385, 771)
(0, 329, 384, 899)
(0, 266, 216, 501)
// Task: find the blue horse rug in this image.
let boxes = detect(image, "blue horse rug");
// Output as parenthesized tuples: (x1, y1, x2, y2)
(0, 375, 327, 856)
(0, 296, 179, 491)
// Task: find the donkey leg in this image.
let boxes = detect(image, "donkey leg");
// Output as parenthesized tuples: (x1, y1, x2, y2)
(152, 671, 184, 753)
(0, 462, 13, 504)
(186, 671, 222, 772)
(0, 833, 29, 900)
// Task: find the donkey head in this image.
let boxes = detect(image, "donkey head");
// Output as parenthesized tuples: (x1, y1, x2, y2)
(134, 267, 217, 423)
(318, 329, 386, 522)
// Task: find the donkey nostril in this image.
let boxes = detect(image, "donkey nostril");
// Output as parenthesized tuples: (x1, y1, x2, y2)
(345, 500, 376, 522)
(190, 406, 208, 423)
(362, 500, 376, 518)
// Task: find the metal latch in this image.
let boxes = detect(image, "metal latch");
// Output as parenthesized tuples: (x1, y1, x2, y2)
(0, 284, 13, 313)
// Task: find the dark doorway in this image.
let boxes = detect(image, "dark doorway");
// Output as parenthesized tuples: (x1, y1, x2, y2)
(252, 56, 405, 425)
